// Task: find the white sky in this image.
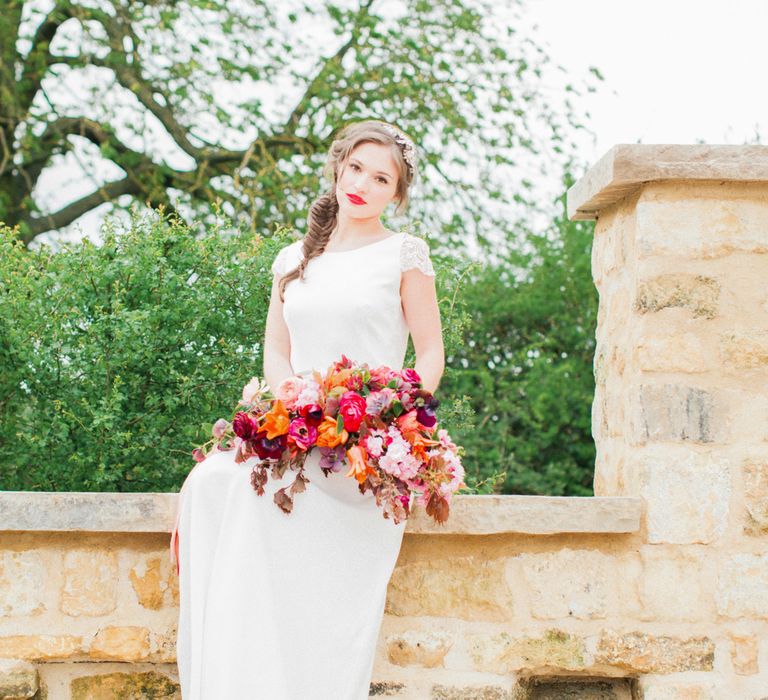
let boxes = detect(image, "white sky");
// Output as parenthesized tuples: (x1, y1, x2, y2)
(29, 0, 768, 248)
(521, 0, 768, 165)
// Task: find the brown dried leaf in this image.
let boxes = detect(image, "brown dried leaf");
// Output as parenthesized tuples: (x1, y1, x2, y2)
(274, 487, 294, 514)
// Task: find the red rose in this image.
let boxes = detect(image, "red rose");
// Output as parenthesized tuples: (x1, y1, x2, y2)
(232, 411, 259, 440)
(339, 391, 367, 432)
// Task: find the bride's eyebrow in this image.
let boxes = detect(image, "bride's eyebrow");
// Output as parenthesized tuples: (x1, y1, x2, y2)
(350, 158, 393, 178)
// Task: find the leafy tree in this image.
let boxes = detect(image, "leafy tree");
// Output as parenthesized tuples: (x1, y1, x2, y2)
(442, 168, 598, 496)
(1, 0, 599, 251)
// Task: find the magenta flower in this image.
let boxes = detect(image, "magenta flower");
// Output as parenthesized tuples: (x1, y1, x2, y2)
(288, 416, 318, 450)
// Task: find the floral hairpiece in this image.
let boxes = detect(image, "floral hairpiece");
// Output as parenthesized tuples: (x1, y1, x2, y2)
(381, 123, 417, 178)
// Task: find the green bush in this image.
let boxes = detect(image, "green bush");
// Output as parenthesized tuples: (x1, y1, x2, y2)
(0, 208, 478, 493)
(0, 209, 296, 491)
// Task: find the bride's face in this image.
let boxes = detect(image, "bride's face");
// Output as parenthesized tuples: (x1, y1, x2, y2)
(336, 142, 399, 217)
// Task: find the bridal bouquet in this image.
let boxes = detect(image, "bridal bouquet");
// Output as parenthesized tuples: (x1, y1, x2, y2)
(192, 354, 466, 524)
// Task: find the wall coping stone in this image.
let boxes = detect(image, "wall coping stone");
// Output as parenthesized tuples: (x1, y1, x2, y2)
(567, 143, 768, 221)
(0, 492, 641, 535)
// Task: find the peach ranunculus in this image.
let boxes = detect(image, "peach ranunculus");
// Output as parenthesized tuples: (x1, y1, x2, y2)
(275, 376, 303, 411)
(316, 416, 348, 448)
(369, 365, 395, 387)
(345, 444, 374, 484)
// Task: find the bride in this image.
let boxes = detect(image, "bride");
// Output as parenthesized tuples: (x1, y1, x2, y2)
(171, 119, 444, 699)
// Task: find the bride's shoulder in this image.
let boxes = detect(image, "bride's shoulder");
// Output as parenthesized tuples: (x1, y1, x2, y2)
(399, 232, 436, 277)
(270, 237, 302, 276)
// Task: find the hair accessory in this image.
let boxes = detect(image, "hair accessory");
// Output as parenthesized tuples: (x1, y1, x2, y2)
(381, 123, 417, 178)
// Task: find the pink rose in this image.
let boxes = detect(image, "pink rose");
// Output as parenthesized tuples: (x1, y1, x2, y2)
(339, 391, 367, 433)
(276, 376, 303, 411)
(401, 368, 422, 386)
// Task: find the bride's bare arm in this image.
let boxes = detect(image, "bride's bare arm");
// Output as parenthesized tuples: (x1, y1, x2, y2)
(263, 272, 294, 393)
(401, 268, 445, 394)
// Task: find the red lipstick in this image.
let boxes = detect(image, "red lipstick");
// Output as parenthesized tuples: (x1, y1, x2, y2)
(346, 193, 366, 205)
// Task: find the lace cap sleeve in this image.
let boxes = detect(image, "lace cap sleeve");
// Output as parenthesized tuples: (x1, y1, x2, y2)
(271, 246, 288, 276)
(400, 234, 436, 277)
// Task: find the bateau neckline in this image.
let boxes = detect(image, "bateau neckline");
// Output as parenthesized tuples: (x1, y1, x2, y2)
(322, 231, 403, 255)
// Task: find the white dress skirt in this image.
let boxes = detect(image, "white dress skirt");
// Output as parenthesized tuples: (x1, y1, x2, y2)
(170, 231, 436, 699)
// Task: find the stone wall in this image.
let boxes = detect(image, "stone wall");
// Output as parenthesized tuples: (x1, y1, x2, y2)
(1, 144, 766, 699)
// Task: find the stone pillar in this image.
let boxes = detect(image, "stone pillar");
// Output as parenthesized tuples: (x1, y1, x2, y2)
(568, 144, 768, 547)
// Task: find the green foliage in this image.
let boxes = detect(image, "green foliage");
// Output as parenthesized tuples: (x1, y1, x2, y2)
(0, 175, 601, 497)
(440, 178, 599, 496)
(0, 208, 479, 494)
(0, 207, 295, 492)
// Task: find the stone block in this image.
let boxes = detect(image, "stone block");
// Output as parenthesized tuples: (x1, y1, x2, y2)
(638, 547, 710, 621)
(630, 384, 728, 445)
(636, 332, 711, 373)
(432, 682, 513, 699)
(638, 680, 715, 700)
(717, 553, 768, 618)
(368, 679, 408, 696)
(635, 190, 768, 260)
(743, 458, 768, 535)
(0, 551, 47, 617)
(60, 549, 118, 616)
(515, 549, 615, 619)
(385, 630, 453, 668)
(729, 632, 758, 675)
(70, 671, 179, 699)
(0, 658, 38, 699)
(594, 629, 714, 673)
(386, 556, 513, 620)
(720, 330, 768, 369)
(0, 635, 84, 660)
(470, 629, 587, 675)
(128, 554, 178, 610)
(638, 446, 730, 544)
(634, 273, 720, 319)
(88, 626, 150, 661)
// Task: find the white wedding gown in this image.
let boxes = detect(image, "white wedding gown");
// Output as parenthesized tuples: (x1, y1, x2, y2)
(170, 230, 435, 699)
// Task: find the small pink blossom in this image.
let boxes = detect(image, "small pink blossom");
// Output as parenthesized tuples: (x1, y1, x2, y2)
(212, 418, 229, 439)
(241, 377, 263, 404)
(365, 388, 396, 416)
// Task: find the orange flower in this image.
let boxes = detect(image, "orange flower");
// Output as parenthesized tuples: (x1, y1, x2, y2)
(396, 410, 439, 458)
(346, 444, 374, 484)
(397, 409, 422, 434)
(316, 416, 348, 448)
(261, 399, 290, 439)
(325, 366, 354, 392)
